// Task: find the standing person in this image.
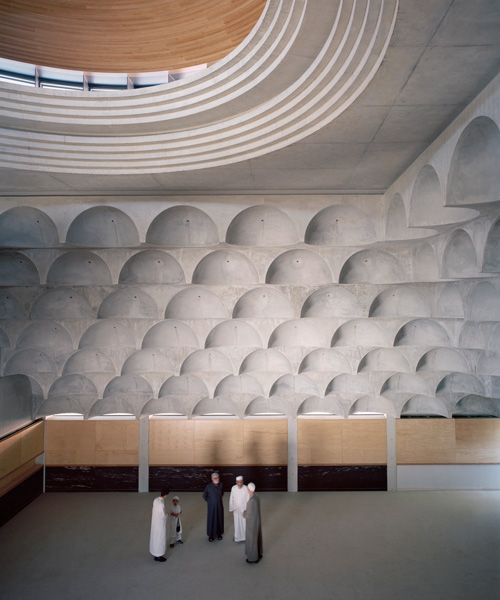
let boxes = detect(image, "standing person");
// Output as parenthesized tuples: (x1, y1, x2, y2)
(202, 472, 224, 542)
(243, 482, 263, 564)
(229, 475, 250, 542)
(149, 488, 170, 562)
(169, 496, 183, 548)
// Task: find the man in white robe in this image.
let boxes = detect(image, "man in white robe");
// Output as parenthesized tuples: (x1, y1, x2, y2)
(149, 488, 169, 562)
(229, 475, 250, 542)
(169, 496, 183, 547)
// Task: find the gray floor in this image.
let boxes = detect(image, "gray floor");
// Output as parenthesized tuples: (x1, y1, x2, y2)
(1, 490, 499, 600)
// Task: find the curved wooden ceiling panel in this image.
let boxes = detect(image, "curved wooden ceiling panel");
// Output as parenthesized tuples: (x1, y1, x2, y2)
(0, 0, 267, 72)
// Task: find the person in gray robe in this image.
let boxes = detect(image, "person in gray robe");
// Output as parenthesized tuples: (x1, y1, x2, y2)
(243, 482, 263, 563)
(202, 472, 224, 542)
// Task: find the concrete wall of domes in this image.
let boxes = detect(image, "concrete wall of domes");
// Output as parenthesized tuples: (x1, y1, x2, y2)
(269, 374, 319, 397)
(46, 251, 112, 285)
(16, 321, 73, 350)
(119, 250, 185, 284)
(0, 206, 60, 248)
(146, 205, 218, 247)
(63, 349, 116, 375)
(416, 348, 470, 373)
(165, 288, 227, 320)
(180, 349, 233, 375)
(66, 206, 140, 247)
(159, 374, 208, 397)
(266, 249, 332, 284)
(214, 374, 264, 397)
(305, 204, 376, 246)
(79, 321, 136, 350)
(226, 205, 298, 246)
(394, 319, 452, 347)
(268, 319, 328, 348)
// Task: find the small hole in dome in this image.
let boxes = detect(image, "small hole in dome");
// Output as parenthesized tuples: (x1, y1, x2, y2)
(186, 220, 190, 223)
(36, 220, 40, 223)
(69, 296, 73, 299)
(157, 260, 161, 264)
(88, 261, 92, 264)
(134, 296, 137, 299)
(111, 220, 114, 223)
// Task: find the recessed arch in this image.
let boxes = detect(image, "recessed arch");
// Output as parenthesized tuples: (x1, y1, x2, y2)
(339, 249, 406, 284)
(226, 205, 298, 246)
(268, 319, 328, 348)
(192, 249, 259, 285)
(165, 288, 227, 320)
(436, 283, 464, 318)
(142, 320, 199, 349)
(192, 397, 239, 418)
(98, 288, 159, 319)
(30, 289, 93, 320)
(266, 249, 332, 285)
(159, 374, 209, 397)
(401, 396, 449, 418)
(358, 348, 410, 373)
(88, 397, 138, 419)
(104, 374, 153, 398)
(414, 243, 439, 281)
(301, 285, 363, 318)
(0, 206, 59, 248)
(4, 349, 57, 377)
(483, 216, 500, 273)
(180, 349, 233, 374)
(79, 320, 136, 350)
(305, 204, 376, 246)
(270, 374, 319, 397)
(119, 250, 185, 284)
(447, 116, 500, 207)
(452, 395, 499, 418)
(369, 286, 431, 318)
(16, 321, 73, 350)
(386, 193, 435, 241)
(297, 395, 344, 417)
(436, 373, 485, 396)
(233, 287, 294, 319)
(441, 229, 478, 279)
(63, 348, 116, 375)
(381, 373, 431, 396)
(326, 373, 374, 395)
(245, 396, 290, 417)
(146, 206, 218, 247)
(0, 251, 39, 285)
(466, 281, 500, 321)
(214, 374, 264, 397)
(299, 348, 352, 374)
(205, 321, 262, 349)
(349, 395, 396, 417)
(66, 206, 140, 247)
(141, 396, 188, 417)
(0, 328, 10, 348)
(394, 319, 452, 347)
(239, 349, 293, 375)
(416, 348, 469, 373)
(121, 349, 175, 375)
(48, 374, 98, 400)
(331, 319, 391, 348)
(46, 251, 112, 285)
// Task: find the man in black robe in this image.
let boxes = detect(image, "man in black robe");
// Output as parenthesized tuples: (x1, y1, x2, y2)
(243, 482, 263, 563)
(202, 472, 224, 542)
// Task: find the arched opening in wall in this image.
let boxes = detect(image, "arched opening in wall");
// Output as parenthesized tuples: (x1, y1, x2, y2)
(483, 216, 500, 273)
(386, 194, 435, 241)
(441, 229, 478, 279)
(447, 116, 500, 207)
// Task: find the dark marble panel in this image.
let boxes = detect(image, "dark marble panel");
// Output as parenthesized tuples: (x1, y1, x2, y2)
(45, 467, 138, 492)
(149, 466, 287, 492)
(0, 468, 43, 527)
(298, 466, 387, 491)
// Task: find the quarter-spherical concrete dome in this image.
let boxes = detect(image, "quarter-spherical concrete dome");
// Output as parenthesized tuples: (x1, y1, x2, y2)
(466, 281, 500, 321)
(159, 374, 209, 397)
(369, 286, 431, 318)
(66, 206, 140, 247)
(349, 395, 397, 417)
(0, 292, 24, 319)
(98, 288, 159, 319)
(386, 194, 435, 241)
(331, 319, 391, 348)
(121, 349, 174, 374)
(146, 205, 219, 247)
(326, 373, 374, 395)
(165, 287, 227, 319)
(0, 206, 59, 247)
(48, 374, 98, 398)
(214, 374, 264, 396)
(142, 320, 199, 349)
(414, 243, 440, 281)
(339, 249, 406, 284)
(299, 348, 352, 373)
(63, 348, 116, 375)
(46, 251, 112, 285)
(436, 283, 464, 318)
(0, 327, 9, 348)
(357, 348, 410, 373)
(119, 250, 185, 284)
(401, 396, 449, 418)
(192, 249, 259, 285)
(239, 349, 293, 374)
(205, 320, 262, 348)
(416, 348, 469, 373)
(141, 396, 188, 417)
(79, 320, 136, 349)
(104, 374, 153, 397)
(297, 395, 344, 416)
(245, 396, 290, 417)
(88, 396, 138, 418)
(483, 216, 500, 273)
(381, 373, 431, 395)
(305, 204, 376, 246)
(226, 205, 298, 246)
(441, 229, 478, 278)
(268, 319, 328, 348)
(16, 321, 73, 349)
(270, 374, 319, 397)
(394, 319, 452, 347)
(436, 373, 485, 395)
(0, 251, 39, 285)
(301, 285, 363, 318)
(266, 249, 332, 284)
(4, 349, 57, 376)
(192, 397, 239, 417)
(180, 348, 233, 374)
(233, 287, 294, 319)
(30, 289, 93, 320)
(453, 395, 499, 417)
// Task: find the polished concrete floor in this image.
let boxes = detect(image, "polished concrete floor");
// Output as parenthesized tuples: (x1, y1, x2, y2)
(1, 490, 499, 600)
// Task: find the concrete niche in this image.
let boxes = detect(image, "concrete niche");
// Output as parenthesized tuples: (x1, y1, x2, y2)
(79, 321, 136, 350)
(436, 284, 464, 318)
(400, 396, 449, 418)
(165, 288, 227, 319)
(0, 328, 9, 348)
(305, 204, 376, 246)
(0, 251, 39, 285)
(159, 374, 208, 397)
(270, 374, 319, 397)
(233, 287, 294, 319)
(453, 395, 499, 418)
(266, 249, 332, 284)
(339, 249, 405, 284)
(331, 319, 391, 348)
(239, 349, 293, 375)
(48, 374, 99, 412)
(119, 250, 185, 284)
(180, 349, 233, 375)
(66, 206, 140, 247)
(386, 194, 434, 241)
(46, 251, 112, 285)
(104, 374, 153, 400)
(205, 320, 262, 349)
(268, 319, 327, 348)
(0, 374, 34, 437)
(146, 205, 218, 247)
(416, 348, 469, 373)
(369, 286, 431, 318)
(394, 319, 452, 347)
(30, 289, 93, 320)
(466, 282, 500, 321)
(121, 349, 174, 375)
(214, 374, 264, 397)
(358, 348, 410, 373)
(414, 243, 439, 281)
(0, 292, 24, 319)
(441, 229, 478, 279)
(192, 249, 259, 285)
(142, 320, 199, 349)
(483, 216, 500, 273)
(301, 285, 362, 318)
(63, 349, 116, 375)
(0, 206, 59, 248)
(98, 288, 159, 319)
(16, 321, 73, 350)
(447, 116, 500, 206)
(226, 205, 298, 246)
(299, 348, 352, 374)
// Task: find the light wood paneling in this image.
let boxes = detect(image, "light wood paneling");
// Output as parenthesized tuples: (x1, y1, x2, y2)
(194, 420, 244, 466)
(455, 420, 500, 463)
(0, 0, 267, 72)
(397, 420, 456, 464)
(45, 420, 139, 466)
(298, 419, 387, 465)
(0, 421, 44, 481)
(150, 420, 196, 465)
(243, 420, 287, 465)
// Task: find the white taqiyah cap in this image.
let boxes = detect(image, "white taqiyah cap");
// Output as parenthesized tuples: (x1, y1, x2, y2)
(172, 496, 179, 501)
(248, 482, 256, 492)
(236, 476, 243, 481)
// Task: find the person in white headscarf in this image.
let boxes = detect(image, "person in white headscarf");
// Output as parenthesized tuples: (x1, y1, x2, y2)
(229, 476, 250, 542)
(169, 496, 183, 548)
(243, 482, 263, 563)
(149, 488, 169, 562)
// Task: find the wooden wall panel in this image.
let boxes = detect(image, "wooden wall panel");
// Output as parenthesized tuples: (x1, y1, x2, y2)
(45, 420, 139, 466)
(455, 420, 500, 463)
(298, 419, 387, 465)
(149, 420, 195, 465)
(0, 421, 44, 480)
(243, 419, 287, 465)
(397, 420, 456, 464)
(194, 420, 244, 466)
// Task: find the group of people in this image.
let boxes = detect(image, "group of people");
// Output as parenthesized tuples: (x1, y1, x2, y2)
(149, 473, 263, 565)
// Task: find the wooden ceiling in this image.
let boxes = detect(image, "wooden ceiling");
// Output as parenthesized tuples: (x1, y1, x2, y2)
(0, 0, 267, 72)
